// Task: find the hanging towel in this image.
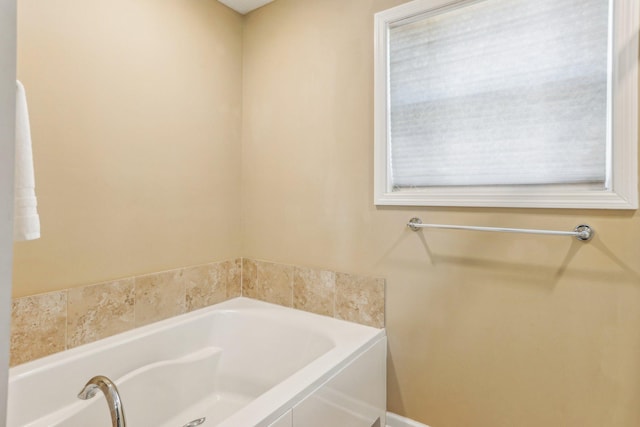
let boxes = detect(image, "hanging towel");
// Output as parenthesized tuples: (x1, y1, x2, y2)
(13, 80, 40, 241)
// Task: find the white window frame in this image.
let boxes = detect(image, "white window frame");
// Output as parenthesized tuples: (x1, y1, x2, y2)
(374, 0, 638, 209)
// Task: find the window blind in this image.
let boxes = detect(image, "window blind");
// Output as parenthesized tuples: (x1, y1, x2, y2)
(388, 0, 610, 188)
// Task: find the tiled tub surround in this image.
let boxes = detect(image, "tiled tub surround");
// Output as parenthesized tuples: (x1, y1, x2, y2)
(10, 258, 385, 366)
(10, 259, 242, 367)
(242, 259, 385, 328)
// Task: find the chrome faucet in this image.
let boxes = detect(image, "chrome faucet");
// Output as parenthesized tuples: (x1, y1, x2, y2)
(78, 375, 127, 427)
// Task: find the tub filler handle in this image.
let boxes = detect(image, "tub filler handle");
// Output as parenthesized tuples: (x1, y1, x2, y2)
(182, 418, 206, 427)
(78, 375, 127, 427)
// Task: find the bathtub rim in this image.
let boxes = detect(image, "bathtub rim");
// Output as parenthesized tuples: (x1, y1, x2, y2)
(10, 297, 383, 377)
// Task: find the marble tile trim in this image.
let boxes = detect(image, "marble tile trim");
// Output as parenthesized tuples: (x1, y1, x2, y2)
(242, 259, 294, 307)
(67, 278, 135, 349)
(10, 291, 67, 366)
(10, 257, 384, 366)
(243, 259, 386, 329)
(10, 259, 241, 367)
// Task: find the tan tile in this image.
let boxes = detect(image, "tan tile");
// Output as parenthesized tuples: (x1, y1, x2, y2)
(135, 269, 185, 327)
(226, 258, 242, 298)
(335, 273, 385, 328)
(242, 258, 258, 299)
(293, 266, 335, 317)
(67, 279, 135, 348)
(185, 263, 226, 312)
(257, 261, 293, 307)
(10, 292, 67, 366)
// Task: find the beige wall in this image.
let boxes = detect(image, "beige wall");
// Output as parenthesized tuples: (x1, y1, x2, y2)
(242, 1, 640, 426)
(13, 0, 243, 298)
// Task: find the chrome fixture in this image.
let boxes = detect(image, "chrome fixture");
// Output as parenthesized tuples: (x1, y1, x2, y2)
(407, 217, 594, 241)
(78, 375, 127, 427)
(182, 418, 206, 427)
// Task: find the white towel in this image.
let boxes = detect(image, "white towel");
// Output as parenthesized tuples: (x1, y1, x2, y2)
(14, 80, 40, 241)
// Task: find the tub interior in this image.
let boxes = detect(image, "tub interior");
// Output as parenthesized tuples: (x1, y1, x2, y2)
(39, 346, 225, 427)
(9, 304, 337, 427)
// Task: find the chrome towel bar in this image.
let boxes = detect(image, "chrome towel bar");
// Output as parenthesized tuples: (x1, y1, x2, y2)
(407, 218, 594, 241)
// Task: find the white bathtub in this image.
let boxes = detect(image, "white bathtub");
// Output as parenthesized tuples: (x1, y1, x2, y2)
(8, 297, 386, 427)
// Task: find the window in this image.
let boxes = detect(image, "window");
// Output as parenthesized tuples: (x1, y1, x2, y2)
(374, 0, 638, 209)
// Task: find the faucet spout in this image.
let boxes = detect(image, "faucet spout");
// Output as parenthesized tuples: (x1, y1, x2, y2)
(78, 375, 127, 427)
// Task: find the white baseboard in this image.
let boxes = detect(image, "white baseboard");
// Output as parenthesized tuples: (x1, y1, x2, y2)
(386, 412, 430, 427)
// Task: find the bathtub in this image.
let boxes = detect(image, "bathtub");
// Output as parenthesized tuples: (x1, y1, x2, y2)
(7, 297, 386, 427)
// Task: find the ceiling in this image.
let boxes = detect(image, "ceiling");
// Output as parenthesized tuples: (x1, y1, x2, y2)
(217, 0, 275, 14)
